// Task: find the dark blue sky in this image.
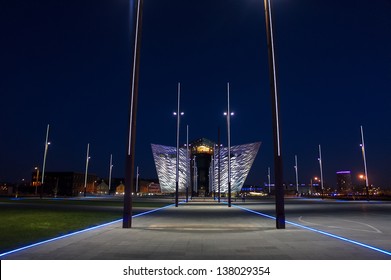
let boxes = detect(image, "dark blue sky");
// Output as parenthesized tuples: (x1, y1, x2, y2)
(1, 0, 391, 189)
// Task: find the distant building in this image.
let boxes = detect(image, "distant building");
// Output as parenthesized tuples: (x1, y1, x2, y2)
(107, 177, 125, 194)
(0, 182, 15, 195)
(336, 171, 352, 194)
(31, 171, 98, 196)
(146, 182, 161, 193)
(116, 182, 125, 195)
(96, 180, 109, 194)
(138, 179, 160, 194)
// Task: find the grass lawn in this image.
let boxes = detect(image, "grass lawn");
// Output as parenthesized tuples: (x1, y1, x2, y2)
(0, 198, 171, 254)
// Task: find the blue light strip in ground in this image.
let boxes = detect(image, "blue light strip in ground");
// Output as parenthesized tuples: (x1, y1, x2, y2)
(132, 202, 182, 218)
(232, 203, 391, 257)
(0, 202, 177, 258)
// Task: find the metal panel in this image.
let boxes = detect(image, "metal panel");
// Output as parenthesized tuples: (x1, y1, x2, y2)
(213, 142, 261, 193)
(151, 144, 190, 193)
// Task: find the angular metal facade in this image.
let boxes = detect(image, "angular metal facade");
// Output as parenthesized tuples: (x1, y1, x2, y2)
(151, 144, 190, 193)
(152, 142, 260, 194)
(212, 142, 261, 193)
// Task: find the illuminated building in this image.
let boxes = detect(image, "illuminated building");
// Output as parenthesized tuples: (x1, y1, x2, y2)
(336, 171, 352, 194)
(152, 138, 261, 196)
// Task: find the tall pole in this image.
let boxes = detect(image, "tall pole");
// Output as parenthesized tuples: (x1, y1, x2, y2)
(124, 0, 143, 228)
(193, 155, 198, 193)
(310, 179, 313, 195)
(211, 157, 215, 198)
(41, 124, 50, 199)
(34, 167, 39, 195)
(294, 155, 299, 193)
(360, 125, 369, 201)
(135, 166, 139, 193)
(226, 82, 232, 207)
(218, 127, 221, 203)
(186, 125, 189, 202)
(264, 0, 285, 228)
(84, 143, 90, 197)
(318, 144, 324, 199)
(108, 154, 113, 195)
(268, 167, 271, 194)
(175, 82, 182, 207)
(193, 155, 197, 196)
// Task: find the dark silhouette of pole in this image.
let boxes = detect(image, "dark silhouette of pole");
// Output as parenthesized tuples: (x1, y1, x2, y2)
(226, 83, 232, 207)
(218, 127, 221, 203)
(108, 154, 113, 195)
(174, 83, 182, 207)
(318, 144, 324, 200)
(83, 143, 90, 197)
(41, 124, 50, 199)
(360, 125, 370, 201)
(186, 125, 189, 202)
(263, 0, 285, 229)
(123, 0, 143, 228)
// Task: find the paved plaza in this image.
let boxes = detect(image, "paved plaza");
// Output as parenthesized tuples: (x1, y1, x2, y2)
(2, 198, 391, 260)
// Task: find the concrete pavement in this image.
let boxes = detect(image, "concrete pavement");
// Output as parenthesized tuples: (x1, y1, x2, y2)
(1, 198, 391, 260)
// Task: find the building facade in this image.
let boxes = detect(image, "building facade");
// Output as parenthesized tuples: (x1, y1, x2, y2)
(336, 171, 353, 194)
(152, 138, 261, 196)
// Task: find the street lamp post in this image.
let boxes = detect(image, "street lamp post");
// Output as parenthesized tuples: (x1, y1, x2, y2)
(310, 178, 313, 195)
(263, 0, 285, 228)
(294, 155, 299, 194)
(41, 124, 50, 199)
(267, 167, 271, 194)
(124, 0, 144, 228)
(84, 143, 90, 197)
(318, 145, 324, 199)
(360, 125, 370, 201)
(193, 155, 197, 196)
(186, 125, 189, 202)
(211, 157, 215, 198)
(136, 166, 139, 193)
(359, 174, 366, 196)
(109, 154, 113, 195)
(34, 167, 39, 195)
(218, 127, 221, 203)
(174, 82, 184, 207)
(224, 82, 234, 207)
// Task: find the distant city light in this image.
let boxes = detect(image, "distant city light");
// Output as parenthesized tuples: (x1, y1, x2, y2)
(336, 171, 351, 174)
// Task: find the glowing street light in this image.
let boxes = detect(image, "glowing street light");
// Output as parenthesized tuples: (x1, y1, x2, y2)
(311, 176, 319, 195)
(358, 174, 367, 195)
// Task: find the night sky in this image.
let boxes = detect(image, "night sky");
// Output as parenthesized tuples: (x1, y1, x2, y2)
(1, 0, 391, 189)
